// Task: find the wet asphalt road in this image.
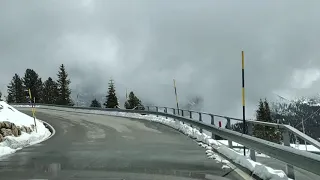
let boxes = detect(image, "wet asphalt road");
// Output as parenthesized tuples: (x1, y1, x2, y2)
(0, 108, 245, 180)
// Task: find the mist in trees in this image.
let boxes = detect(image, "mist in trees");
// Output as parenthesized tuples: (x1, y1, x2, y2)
(182, 95, 204, 111)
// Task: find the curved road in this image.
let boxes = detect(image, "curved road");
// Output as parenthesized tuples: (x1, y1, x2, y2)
(0, 108, 245, 180)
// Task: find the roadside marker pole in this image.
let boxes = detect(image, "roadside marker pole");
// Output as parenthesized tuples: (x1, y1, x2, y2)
(242, 51, 246, 156)
(173, 79, 180, 115)
(28, 89, 37, 133)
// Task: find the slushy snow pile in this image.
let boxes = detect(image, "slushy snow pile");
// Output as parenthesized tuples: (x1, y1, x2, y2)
(0, 101, 51, 157)
(14, 106, 292, 180)
(92, 110, 291, 180)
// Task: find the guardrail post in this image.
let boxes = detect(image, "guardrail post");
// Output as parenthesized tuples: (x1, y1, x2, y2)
(156, 106, 159, 117)
(189, 111, 192, 119)
(226, 118, 232, 148)
(210, 114, 215, 139)
(164, 107, 168, 119)
(181, 110, 185, 124)
(247, 123, 256, 161)
(199, 113, 203, 133)
(283, 129, 295, 179)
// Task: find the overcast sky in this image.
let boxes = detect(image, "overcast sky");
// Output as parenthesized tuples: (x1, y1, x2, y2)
(1, 0, 320, 118)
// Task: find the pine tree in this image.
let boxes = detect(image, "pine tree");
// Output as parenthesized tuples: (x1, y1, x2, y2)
(264, 100, 281, 143)
(253, 99, 266, 140)
(43, 77, 59, 104)
(124, 91, 144, 110)
(90, 98, 102, 107)
(253, 99, 280, 143)
(56, 64, 72, 105)
(7, 74, 25, 103)
(23, 69, 43, 103)
(264, 100, 272, 123)
(104, 79, 119, 108)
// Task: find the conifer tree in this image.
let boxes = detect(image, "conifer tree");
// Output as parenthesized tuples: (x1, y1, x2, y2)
(264, 100, 281, 143)
(56, 64, 72, 105)
(7, 74, 25, 103)
(253, 99, 267, 140)
(253, 99, 280, 143)
(23, 69, 43, 102)
(124, 91, 144, 110)
(43, 77, 59, 104)
(104, 79, 119, 108)
(90, 98, 102, 107)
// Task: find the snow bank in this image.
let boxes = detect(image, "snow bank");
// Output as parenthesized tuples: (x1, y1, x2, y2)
(0, 101, 51, 157)
(10, 106, 292, 179)
(96, 111, 291, 180)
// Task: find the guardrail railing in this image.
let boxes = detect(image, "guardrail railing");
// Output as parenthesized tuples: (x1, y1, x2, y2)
(146, 105, 320, 150)
(12, 103, 320, 179)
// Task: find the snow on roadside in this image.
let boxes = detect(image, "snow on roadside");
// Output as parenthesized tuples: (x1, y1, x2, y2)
(10, 106, 291, 179)
(99, 111, 291, 180)
(0, 101, 51, 157)
(218, 139, 320, 153)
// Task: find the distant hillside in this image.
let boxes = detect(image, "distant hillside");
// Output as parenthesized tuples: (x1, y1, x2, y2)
(271, 96, 320, 142)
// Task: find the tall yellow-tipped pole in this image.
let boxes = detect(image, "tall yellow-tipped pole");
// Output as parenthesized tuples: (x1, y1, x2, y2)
(173, 79, 180, 115)
(242, 51, 246, 156)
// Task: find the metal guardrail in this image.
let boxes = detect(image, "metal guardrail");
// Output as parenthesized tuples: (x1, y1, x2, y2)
(12, 103, 320, 178)
(146, 106, 320, 149)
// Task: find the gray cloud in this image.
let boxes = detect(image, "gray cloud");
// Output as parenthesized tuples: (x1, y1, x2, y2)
(1, 0, 320, 118)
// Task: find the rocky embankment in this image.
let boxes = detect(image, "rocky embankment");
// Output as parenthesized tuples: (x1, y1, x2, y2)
(0, 121, 33, 142)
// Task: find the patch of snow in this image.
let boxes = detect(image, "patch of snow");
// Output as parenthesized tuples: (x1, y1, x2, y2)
(16, 106, 291, 180)
(222, 164, 231, 169)
(64, 109, 290, 180)
(9, 105, 40, 108)
(101, 111, 291, 180)
(290, 143, 320, 152)
(0, 101, 51, 157)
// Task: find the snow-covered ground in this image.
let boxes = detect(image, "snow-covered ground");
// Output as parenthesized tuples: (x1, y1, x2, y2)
(10, 105, 302, 180)
(217, 140, 319, 155)
(46, 108, 289, 180)
(115, 112, 291, 180)
(0, 101, 51, 157)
